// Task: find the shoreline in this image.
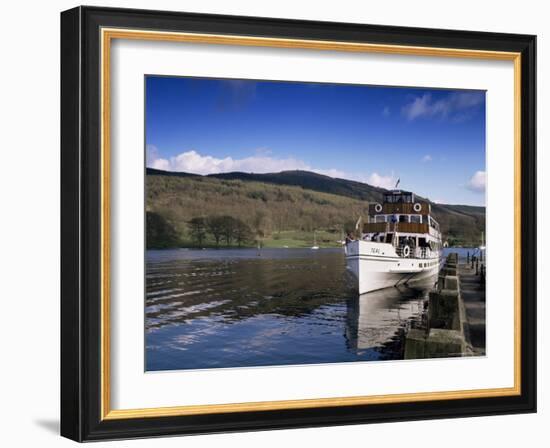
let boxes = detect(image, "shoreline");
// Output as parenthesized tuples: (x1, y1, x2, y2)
(146, 245, 474, 251)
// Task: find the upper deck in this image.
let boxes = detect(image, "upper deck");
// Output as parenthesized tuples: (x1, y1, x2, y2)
(364, 189, 440, 236)
(368, 190, 431, 216)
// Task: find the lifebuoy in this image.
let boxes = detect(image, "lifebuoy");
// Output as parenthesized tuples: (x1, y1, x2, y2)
(413, 202, 422, 212)
(403, 245, 410, 257)
(374, 203, 382, 213)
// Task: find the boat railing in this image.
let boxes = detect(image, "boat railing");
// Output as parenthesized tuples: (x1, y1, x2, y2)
(415, 247, 429, 259)
(362, 222, 429, 234)
(395, 245, 434, 259)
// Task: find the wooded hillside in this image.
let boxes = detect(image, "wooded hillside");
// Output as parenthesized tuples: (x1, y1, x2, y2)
(146, 168, 485, 248)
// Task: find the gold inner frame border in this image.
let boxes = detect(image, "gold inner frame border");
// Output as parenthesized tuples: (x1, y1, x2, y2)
(99, 27, 522, 421)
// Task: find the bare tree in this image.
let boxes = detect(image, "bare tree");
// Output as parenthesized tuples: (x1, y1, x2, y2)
(206, 216, 226, 247)
(252, 210, 272, 249)
(233, 219, 253, 247)
(188, 217, 207, 246)
(220, 215, 236, 246)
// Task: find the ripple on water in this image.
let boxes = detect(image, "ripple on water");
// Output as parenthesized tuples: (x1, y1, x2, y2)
(145, 248, 431, 370)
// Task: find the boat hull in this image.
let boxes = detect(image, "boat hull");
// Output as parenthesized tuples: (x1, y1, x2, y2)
(346, 240, 440, 294)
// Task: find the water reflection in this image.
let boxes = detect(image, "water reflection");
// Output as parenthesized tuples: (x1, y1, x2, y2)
(345, 285, 429, 356)
(145, 248, 433, 371)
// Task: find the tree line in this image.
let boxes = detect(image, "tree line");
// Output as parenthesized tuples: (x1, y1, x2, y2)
(188, 215, 258, 247)
(147, 209, 276, 249)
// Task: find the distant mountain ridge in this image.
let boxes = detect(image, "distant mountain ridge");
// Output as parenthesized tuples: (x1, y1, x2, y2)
(146, 167, 485, 246)
(146, 167, 483, 208)
(209, 170, 387, 202)
(147, 168, 387, 201)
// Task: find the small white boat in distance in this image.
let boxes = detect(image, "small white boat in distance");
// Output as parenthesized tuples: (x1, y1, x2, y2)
(311, 230, 319, 250)
(479, 231, 486, 251)
(345, 189, 442, 294)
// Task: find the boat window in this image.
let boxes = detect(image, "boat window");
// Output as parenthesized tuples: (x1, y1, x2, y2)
(383, 192, 414, 204)
(428, 218, 439, 231)
(399, 215, 407, 223)
(385, 233, 394, 244)
(374, 215, 386, 223)
(410, 215, 421, 223)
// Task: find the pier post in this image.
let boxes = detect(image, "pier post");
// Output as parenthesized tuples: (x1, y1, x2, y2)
(428, 289, 460, 330)
(424, 329, 466, 357)
(404, 329, 427, 359)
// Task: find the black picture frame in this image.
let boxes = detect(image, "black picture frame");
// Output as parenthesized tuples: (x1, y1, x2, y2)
(61, 5, 536, 442)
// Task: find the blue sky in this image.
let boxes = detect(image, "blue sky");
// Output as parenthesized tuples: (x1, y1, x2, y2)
(146, 76, 486, 206)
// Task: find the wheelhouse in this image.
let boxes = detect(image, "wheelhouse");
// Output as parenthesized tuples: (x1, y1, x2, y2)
(383, 190, 414, 204)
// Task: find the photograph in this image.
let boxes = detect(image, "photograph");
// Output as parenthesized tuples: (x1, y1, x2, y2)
(144, 76, 487, 371)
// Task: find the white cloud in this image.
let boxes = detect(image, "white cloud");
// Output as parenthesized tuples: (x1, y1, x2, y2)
(466, 171, 486, 193)
(146, 145, 162, 166)
(402, 94, 440, 121)
(402, 91, 484, 121)
(147, 148, 351, 178)
(147, 147, 399, 190)
(367, 172, 397, 189)
(150, 158, 171, 171)
(422, 154, 432, 162)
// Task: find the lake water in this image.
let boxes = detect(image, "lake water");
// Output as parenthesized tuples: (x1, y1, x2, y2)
(145, 247, 449, 371)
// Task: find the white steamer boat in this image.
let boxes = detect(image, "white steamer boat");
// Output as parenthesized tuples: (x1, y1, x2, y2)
(345, 189, 442, 294)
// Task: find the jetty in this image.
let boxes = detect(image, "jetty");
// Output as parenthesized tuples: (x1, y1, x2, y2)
(404, 252, 486, 359)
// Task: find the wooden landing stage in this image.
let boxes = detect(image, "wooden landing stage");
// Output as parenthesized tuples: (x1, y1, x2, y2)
(459, 262, 486, 355)
(404, 252, 486, 359)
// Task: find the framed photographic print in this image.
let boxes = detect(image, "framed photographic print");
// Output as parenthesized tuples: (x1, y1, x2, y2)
(60, 6, 536, 441)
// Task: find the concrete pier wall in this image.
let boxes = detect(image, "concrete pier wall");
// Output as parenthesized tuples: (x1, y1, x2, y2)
(405, 253, 475, 359)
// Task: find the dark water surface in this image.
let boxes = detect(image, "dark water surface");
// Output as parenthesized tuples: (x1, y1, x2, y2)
(146, 248, 435, 371)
